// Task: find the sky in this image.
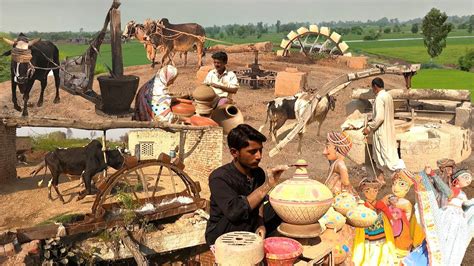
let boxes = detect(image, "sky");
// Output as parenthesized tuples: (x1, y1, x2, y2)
(0, 0, 473, 32)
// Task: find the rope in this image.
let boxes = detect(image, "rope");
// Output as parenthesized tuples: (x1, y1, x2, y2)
(156, 24, 236, 45)
(11, 48, 32, 63)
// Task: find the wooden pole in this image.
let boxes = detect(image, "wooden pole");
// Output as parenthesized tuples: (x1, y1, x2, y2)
(0, 116, 214, 132)
(110, 0, 124, 77)
(352, 88, 471, 101)
(118, 227, 149, 266)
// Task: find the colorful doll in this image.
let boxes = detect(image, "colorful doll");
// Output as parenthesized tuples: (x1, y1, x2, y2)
(352, 178, 397, 266)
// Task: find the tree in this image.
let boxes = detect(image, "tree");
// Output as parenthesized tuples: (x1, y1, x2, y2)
(66, 128, 73, 139)
(468, 15, 474, 33)
(458, 49, 474, 71)
(384, 27, 391, 34)
(421, 8, 453, 59)
(411, 23, 419, 34)
(276, 20, 281, 33)
(393, 24, 401, 32)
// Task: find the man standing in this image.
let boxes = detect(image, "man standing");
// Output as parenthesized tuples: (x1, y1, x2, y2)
(363, 78, 403, 182)
(205, 124, 287, 247)
(204, 51, 239, 106)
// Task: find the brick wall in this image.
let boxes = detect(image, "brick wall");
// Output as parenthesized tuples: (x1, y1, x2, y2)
(0, 125, 17, 182)
(184, 127, 223, 198)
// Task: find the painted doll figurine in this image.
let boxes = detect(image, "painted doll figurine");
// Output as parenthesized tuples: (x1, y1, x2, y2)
(386, 194, 413, 256)
(323, 131, 359, 197)
(352, 178, 397, 266)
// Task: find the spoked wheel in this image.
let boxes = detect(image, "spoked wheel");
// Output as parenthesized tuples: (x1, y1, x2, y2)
(278, 25, 350, 57)
(91, 156, 203, 220)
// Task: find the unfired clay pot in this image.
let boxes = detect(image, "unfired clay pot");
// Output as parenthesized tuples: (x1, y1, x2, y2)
(171, 98, 195, 118)
(192, 84, 217, 101)
(210, 104, 244, 134)
(269, 160, 334, 225)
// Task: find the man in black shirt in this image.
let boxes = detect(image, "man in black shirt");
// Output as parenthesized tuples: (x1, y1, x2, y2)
(205, 124, 288, 246)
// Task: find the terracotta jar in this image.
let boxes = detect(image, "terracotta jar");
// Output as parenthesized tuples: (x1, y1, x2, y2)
(210, 104, 244, 134)
(346, 200, 378, 228)
(269, 160, 334, 225)
(171, 98, 195, 118)
(192, 84, 217, 101)
(333, 191, 357, 216)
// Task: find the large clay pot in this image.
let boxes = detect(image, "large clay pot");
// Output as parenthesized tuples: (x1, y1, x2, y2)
(269, 160, 333, 225)
(346, 200, 378, 228)
(181, 115, 219, 126)
(97, 75, 139, 115)
(210, 104, 244, 134)
(333, 191, 357, 215)
(192, 84, 217, 101)
(171, 98, 195, 118)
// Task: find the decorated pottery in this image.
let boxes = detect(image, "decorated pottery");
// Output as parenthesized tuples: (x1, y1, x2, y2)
(192, 84, 217, 101)
(346, 200, 378, 228)
(210, 104, 244, 134)
(320, 224, 353, 264)
(333, 191, 357, 215)
(171, 98, 195, 118)
(269, 160, 334, 225)
(319, 207, 346, 231)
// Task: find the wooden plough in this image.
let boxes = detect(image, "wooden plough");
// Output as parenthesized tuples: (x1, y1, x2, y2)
(269, 64, 421, 157)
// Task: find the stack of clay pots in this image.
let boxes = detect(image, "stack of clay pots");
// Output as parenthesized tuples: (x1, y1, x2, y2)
(192, 85, 217, 116)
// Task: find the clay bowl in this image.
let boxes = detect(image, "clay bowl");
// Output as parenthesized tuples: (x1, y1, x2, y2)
(264, 237, 303, 266)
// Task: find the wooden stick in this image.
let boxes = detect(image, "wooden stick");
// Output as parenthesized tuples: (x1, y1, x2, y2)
(352, 88, 471, 101)
(0, 116, 215, 131)
(118, 226, 149, 266)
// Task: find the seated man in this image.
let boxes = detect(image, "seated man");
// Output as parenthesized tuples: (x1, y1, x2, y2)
(203, 51, 239, 106)
(205, 124, 286, 247)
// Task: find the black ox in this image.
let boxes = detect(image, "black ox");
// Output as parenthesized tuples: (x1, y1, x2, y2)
(2, 33, 60, 116)
(31, 140, 125, 203)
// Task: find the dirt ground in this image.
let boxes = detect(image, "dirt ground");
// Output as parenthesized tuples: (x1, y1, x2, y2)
(0, 52, 472, 263)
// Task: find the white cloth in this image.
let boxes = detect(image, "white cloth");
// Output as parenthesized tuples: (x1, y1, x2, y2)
(368, 90, 401, 172)
(203, 69, 239, 98)
(151, 65, 177, 122)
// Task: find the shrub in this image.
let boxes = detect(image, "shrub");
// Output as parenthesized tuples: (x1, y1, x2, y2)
(458, 49, 474, 71)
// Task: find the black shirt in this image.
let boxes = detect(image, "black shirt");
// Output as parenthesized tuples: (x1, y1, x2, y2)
(205, 162, 266, 246)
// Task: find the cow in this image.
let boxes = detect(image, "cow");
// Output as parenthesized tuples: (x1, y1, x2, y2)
(146, 18, 206, 68)
(30, 140, 124, 203)
(259, 92, 336, 154)
(122, 20, 157, 64)
(2, 33, 60, 116)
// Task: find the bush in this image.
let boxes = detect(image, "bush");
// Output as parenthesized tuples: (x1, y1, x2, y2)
(363, 30, 381, 41)
(458, 49, 474, 71)
(421, 62, 444, 69)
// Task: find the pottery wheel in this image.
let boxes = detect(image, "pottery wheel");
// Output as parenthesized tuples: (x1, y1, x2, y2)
(277, 222, 322, 238)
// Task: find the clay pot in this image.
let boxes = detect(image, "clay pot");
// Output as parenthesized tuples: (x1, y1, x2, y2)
(210, 104, 244, 134)
(192, 84, 217, 101)
(346, 200, 378, 228)
(194, 99, 216, 116)
(269, 160, 333, 225)
(333, 191, 357, 215)
(97, 75, 139, 115)
(171, 98, 195, 118)
(319, 207, 346, 231)
(181, 115, 219, 126)
(264, 237, 303, 266)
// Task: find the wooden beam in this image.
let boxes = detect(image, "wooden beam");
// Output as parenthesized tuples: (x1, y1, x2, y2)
(118, 227, 149, 266)
(109, 1, 124, 77)
(0, 116, 216, 131)
(352, 88, 471, 102)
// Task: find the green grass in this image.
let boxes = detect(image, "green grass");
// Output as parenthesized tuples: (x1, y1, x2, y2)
(37, 213, 84, 226)
(412, 69, 474, 101)
(350, 37, 474, 65)
(32, 133, 124, 152)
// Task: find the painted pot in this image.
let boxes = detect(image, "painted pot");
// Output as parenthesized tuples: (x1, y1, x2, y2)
(269, 160, 333, 225)
(319, 207, 346, 231)
(333, 191, 357, 215)
(264, 237, 303, 266)
(171, 98, 195, 118)
(192, 84, 217, 101)
(346, 200, 378, 228)
(210, 104, 244, 134)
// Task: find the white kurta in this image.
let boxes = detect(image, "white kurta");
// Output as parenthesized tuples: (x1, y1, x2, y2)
(368, 90, 400, 171)
(203, 69, 239, 98)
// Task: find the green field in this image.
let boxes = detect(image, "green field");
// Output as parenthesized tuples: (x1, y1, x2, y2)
(349, 37, 474, 65)
(411, 69, 474, 101)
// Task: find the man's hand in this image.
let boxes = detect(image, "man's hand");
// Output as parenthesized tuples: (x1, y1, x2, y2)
(362, 127, 370, 135)
(267, 165, 290, 188)
(255, 225, 266, 238)
(210, 83, 224, 89)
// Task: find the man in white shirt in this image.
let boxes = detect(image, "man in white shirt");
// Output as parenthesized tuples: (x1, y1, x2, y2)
(204, 51, 240, 106)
